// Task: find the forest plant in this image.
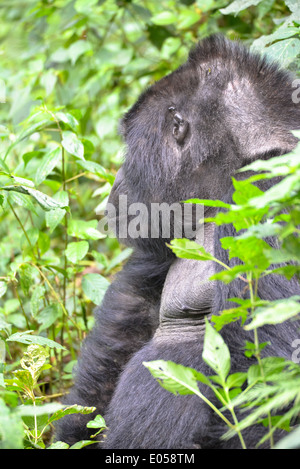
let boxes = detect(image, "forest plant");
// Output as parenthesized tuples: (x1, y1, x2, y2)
(145, 137, 300, 449)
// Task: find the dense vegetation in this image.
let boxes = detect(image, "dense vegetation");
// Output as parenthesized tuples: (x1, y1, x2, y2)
(0, 0, 299, 449)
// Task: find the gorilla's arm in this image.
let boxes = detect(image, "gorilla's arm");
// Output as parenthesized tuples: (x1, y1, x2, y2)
(102, 223, 300, 450)
(55, 251, 172, 445)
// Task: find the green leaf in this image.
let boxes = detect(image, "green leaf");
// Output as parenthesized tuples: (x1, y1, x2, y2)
(7, 331, 65, 350)
(7, 190, 37, 213)
(184, 198, 231, 209)
(3, 185, 68, 211)
(251, 25, 300, 53)
(220, 236, 270, 270)
(151, 11, 177, 25)
(245, 297, 300, 330)
(62, 131, 84, 160)
(45, 191, 68, 232)
(74, 0, 98, 13)
(20, 344, 49, 382)
(77, 159, 111, 181)
(226, 372, 247, 389)
(0, 399, 24, 449)
(40, 70, 57, 96)
(249, 174, 300, 209)
(211, 307, 249, 331)
(67, 219, 105, 240)
(48, 404, 96, 425)
(68, 40, 92, 65)
(202, 319, 231, 384)
(86, 414, 106, 430)
(210, 264, 250, 284)
(12, 369, 34, 392)
(70, 440, 97, 449)
(274, 425, 300, 449)
(0, 281, 7, 298)
(20, 227, 39, 253)
(232, 178, 264, 205)
(82, 273, 110, 305)
(220, 0, 263, 15)
(30, 285, 46, 317)
(47, 441, 70, 449)
(65, 241, 89, 263)
(143, 360, 210, 395)
(37, 304, 62, 332)
(178, 9, 200, 29)
(56, 112, 79, 131)
(169, 238, 215, 261)
(19, 264, 35, 296)
(264, 38, 300, 68)
(4, 117, 51, 161)
(35, 146, 62, 186)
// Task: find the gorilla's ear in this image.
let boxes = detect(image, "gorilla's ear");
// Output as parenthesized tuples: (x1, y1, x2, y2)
(168, 106, 189, 144)
(107, 167, 126, 207)
(224, 78, 299, 159)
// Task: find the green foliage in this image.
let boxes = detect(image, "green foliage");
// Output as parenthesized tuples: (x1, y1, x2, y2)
(0, 0, 299, 449)
(150, 139, 300, 449)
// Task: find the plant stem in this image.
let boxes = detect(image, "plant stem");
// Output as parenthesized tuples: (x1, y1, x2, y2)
(248, 272, 274, 448)
(8, 200, 32, 249)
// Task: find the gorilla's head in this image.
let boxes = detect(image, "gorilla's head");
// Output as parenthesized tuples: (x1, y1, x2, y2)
(107, 35, 300, 251)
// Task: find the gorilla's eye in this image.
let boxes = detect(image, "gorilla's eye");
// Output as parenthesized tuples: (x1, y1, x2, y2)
(168, 107, 189, 144)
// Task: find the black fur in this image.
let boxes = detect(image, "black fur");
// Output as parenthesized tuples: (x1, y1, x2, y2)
(55, 35, 300, 449)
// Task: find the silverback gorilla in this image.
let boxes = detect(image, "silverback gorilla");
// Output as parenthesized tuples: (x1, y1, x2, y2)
(56, 35, 300, 449)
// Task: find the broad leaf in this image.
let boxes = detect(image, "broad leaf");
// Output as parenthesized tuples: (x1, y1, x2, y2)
(202, 319, 231, 384)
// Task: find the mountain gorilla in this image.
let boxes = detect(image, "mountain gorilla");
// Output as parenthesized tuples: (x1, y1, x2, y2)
(56, 35, 300, 449)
